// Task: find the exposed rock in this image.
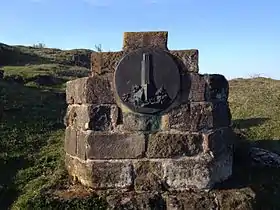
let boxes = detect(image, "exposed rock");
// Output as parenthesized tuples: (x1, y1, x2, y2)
(249, 147, 280, 168)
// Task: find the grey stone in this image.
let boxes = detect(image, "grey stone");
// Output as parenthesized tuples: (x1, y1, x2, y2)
(65, 154, 133, 189)
(163, 155, 214, 190)
(66, 75, 114, 104)
(86, 132, 146, 159)
(147, 132, 203, 158)
(163, 152, 233, 190)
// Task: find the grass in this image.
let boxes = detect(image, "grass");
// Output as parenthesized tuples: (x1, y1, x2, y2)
(0, 48, 280, 209)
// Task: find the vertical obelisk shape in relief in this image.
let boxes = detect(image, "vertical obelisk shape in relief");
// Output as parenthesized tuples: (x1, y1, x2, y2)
(141, 53, 151, 101)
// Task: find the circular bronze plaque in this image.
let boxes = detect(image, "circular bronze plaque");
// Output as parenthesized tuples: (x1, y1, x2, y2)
(114, 48, 180, 114)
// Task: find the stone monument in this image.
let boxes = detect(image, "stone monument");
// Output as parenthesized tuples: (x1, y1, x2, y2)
(64, 31, 234, 192)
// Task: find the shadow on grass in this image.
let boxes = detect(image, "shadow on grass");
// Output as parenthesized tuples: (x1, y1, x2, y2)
(215, 117, 280, 210)
(232, 117, 270, 129)
(0, 81, 66, 209)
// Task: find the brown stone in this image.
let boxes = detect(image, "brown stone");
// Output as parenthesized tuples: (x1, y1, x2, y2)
(86, 132, 146, 159)
(147, 132, 203, 158)
(64, 126, 77, 156)
(215, 188, 255, 210)
(64, 126, 87, 160)
(166, 191, 217, 210)
(65, 154, 133, 189)
(122, 112, 161, 131)
(91, 51, 124, 75)
(64, 104, 119, 131)
(170, 50, 199, 73)
(66, 75, 114, 104)
(180, 73, 206, 103)
(202, 128, 235, 158)
(134, 161, 165, 192)
(106, 192, 165, 210)
(123, 31, 168, 51)
(167, 102, 231, 132)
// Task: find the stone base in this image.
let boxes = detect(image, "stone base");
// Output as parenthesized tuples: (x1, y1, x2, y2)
(65, 151, 233, 191)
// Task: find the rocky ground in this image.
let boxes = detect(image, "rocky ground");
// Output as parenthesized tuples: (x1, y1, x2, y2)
(0, 43, 280, 209)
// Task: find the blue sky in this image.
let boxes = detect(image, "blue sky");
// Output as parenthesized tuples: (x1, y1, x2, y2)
(1, 0, 279, 79)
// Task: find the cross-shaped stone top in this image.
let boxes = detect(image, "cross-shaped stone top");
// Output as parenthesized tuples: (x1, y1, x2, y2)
(91, 31, 199, 75)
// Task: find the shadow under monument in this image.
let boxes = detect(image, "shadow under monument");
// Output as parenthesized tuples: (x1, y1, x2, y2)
(215, 117, 280, 210)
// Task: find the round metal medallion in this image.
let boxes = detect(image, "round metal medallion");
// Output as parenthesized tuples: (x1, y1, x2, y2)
(114, 48, 180, 114)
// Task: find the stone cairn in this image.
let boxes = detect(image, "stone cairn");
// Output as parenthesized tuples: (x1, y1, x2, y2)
(64, 31, 233, 193)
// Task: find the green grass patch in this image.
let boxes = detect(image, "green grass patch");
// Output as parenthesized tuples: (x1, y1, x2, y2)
(1, 63, 280, 209)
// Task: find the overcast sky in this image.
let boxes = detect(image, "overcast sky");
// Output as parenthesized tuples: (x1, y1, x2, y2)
(1, 0, 279, 79)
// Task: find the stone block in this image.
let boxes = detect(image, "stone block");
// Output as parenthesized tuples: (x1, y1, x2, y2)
(122, 112, 161, 131)
(66, 75, 114, 104)
(134, 161, 165, 192)
(165, 188, 255, 210)
(123, 31, 168, 51)
(64, 104, 119, 131)
(181, 73, 206, 103)
(147, 132, 203, 158)
(166, 191, 216, 210)
(204, 74, 229, 101)
(214, 188, 255, 210)
(106, 192, 165, 210)
(64, 126, 87, 160)
(163, 153, 232, 190)
(86, 132, 146, 159)
(91, 51, 124, 75)
(65, 154, 133, 189)
(170, 50, 199, 73)
(202, 128, 235, 158)
(167, 102, 231, 132)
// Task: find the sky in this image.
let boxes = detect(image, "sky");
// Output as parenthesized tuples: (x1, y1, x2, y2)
(0, 0, 280, 79)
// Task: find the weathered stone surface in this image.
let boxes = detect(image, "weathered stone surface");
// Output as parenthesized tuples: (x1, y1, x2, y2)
(106, 192, 166, 210)
(134, 161, 165, 192)
(202, 128, 235, 158)
(215, 188, 255, 210)
(64, 126, 77, 156)
(163, 152, 232, 190)
(164, 155, 213, 190)
(86, 132, 146, 159)
(181, 73, 206, 103)
(170, 50, 199, 73)
(64, 126, 86, 160)
(165, 188, 255, 210)
(166, 191, 217, 210)
(91, 51, 124, 75)
(65, 154, 133, 189)
(64, 104, 119, 131)
(122, 112, 161, 131)
(167, 102, 231, 131)
(147, 132, 203, 158)
(204, 74, 229, 101)
(123, 31, 168, 51)
(66, 76, 114, 104)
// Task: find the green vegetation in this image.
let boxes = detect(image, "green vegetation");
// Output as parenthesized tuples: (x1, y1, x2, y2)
(0, 43, 280, 209)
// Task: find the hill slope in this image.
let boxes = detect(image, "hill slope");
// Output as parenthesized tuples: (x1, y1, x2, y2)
(0, 43, 280, 209)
